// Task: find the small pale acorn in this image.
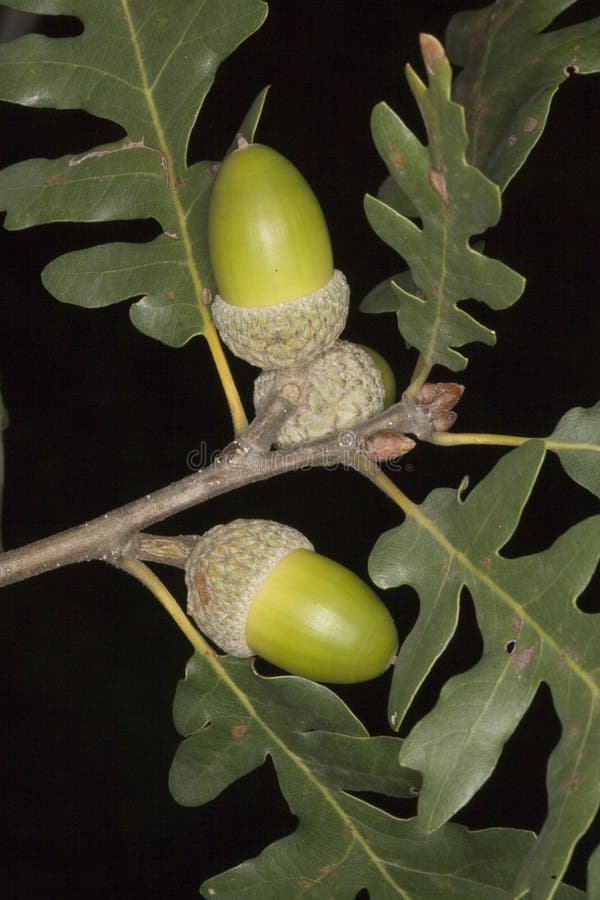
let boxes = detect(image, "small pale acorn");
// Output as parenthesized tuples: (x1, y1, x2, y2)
(357, 344, 397, 408)
(208, 140, 349, 369)
(185, 519, 398, 684)
(253, 340, 397, 449)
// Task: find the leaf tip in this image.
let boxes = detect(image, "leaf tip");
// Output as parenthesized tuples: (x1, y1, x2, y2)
(419, 33, 447, 74)
(389, 707, 401, 732)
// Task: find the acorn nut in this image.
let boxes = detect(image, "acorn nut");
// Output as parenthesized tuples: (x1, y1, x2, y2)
(253, 340, 396, 449)
(357, 344, 397, 409)
(208, 140, 349, 369)
(185, 518, 398, 683)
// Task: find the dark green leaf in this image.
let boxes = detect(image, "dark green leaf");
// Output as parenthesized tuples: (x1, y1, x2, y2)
(548, 401, 600, 500)
(589, 843, 600, 898)
(228, 84, 270, 153)
(207, 791, 583, 899)
(0, 382, 7, 552)
(289, 732, 418, 798)
(362, 38, 524, 373)
(43, 162, 216, 347)
(446, 0, 600, 190)
(369, 441, 600, 893)
(362, 271, 419, 314)
(170, 653, 581, 897)
(378, 174, 420, 219)
(0, 0, 268, 347)
(170, 655, 411, 807)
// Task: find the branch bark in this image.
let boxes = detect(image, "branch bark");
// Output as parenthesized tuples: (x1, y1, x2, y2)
(0, 386, 459, 588)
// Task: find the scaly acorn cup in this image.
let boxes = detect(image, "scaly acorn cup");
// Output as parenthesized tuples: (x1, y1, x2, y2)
(185, 519, 398, 684)
(208, 140, 349, 369)
(253, 340, 396, 449)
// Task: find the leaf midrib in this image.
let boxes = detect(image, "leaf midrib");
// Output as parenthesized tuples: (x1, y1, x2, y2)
(201, 654, 411, 897)
(120, 0, 209, 327)
(376, 460, 599, 700)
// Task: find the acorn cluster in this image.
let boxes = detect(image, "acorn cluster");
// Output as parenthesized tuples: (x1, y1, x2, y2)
(208, 139, 396, 447)
(182, 139, 403, 683)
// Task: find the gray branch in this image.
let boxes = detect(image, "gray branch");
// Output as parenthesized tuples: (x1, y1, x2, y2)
(0, 387, 453, 588)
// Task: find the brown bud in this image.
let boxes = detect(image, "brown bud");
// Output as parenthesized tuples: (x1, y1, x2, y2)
(416, 382, 464, 413)
(362, 430, 416, 463)
(430, 411, 457, 433)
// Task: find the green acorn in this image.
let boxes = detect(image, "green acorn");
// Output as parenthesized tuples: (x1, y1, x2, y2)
(208, 140, 349, 369)
(185, 519, 398, 684)
(357, 344, 397, 408)
(253, 340, 396, 448)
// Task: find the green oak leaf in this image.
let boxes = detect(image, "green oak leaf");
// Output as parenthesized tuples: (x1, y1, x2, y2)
(170, 653, 581, 898)
(446, 0, 600, 191)
(0, 0, 268, 347)
(548, 401, 600, 500)
(378, 174, 420, 220)
(361, 36, 524, 373)
(0, 382, 7, 552)
(369, 440, 600, 896)
(589, 843, 600, 898)
(170, 655, 420, 808)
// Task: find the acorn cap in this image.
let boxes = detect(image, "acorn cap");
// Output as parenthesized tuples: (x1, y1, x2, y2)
(253, 340, 387, 448)
(185, 519, 313, 657)
(212, 269, 349, 370)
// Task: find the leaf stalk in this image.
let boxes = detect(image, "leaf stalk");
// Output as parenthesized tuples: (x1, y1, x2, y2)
(117, 557, 215, 657)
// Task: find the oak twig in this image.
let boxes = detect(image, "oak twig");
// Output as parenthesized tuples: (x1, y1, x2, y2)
(0, 385, 458, 588)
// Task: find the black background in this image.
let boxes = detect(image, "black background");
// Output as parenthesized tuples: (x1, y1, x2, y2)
(1, 1, 599, 897)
